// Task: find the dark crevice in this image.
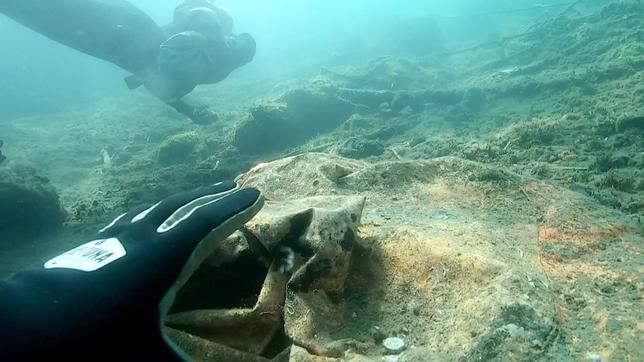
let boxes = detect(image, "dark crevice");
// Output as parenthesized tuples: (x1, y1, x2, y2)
(170, 251, 268, 313)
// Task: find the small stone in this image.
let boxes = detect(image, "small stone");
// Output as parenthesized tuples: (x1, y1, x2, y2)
(501, 323, 523, 338)
(531, 339, 543, 349)
(383, 337, 406, 354)
(586, 352, 602, 362)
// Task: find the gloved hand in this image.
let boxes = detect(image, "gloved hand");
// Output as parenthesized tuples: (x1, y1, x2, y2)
(0, 181, 263, 361)
(167, 99, 218, 125)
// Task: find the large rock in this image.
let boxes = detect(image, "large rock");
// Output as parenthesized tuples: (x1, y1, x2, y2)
(157, 131, 199, 166)
(0, 165, 66, 245)
(166, 153, 642, 361)
(233, 87, 355, 155)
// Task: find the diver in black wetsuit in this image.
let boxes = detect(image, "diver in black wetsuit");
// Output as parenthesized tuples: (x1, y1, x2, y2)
(0, 0, 256, 124)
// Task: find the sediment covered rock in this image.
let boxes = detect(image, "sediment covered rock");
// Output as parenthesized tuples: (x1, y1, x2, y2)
(234, 87, 355, 155)
(0, 165, 66, 245)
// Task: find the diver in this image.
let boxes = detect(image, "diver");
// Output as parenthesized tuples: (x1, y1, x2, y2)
(0, 0, 256, 125)
(0, 181, 264, 360)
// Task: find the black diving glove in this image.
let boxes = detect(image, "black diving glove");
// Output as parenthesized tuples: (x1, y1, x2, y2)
(0, 181, 264, 361)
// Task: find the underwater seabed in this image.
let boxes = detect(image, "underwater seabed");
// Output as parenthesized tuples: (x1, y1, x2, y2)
(1, 1, 642, 361)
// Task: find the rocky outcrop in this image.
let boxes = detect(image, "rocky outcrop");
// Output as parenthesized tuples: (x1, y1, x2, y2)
(233, 87, 355, 155)
(0, 165, 66, 245)
(164, 153, 641, 361)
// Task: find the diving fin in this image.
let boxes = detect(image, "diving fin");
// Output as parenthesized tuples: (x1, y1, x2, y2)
(124, 75, 144, 90)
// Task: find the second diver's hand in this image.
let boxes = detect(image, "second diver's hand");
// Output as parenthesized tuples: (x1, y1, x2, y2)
(169, 99, 219, 125)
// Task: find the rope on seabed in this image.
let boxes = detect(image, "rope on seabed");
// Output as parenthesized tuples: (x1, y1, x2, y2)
(432, 2, 577, 19)
(435, 0, 586, 57)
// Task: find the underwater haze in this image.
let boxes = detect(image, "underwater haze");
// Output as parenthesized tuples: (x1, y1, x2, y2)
(0, 0, 642, 361)
(0, 0, 564, 118)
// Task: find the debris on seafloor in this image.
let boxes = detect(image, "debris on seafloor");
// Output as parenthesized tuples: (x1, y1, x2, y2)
(100, 148, 112, 169)
(382, 337, 406, 354)
(166, 152, 642, 361)
(164, 188, 366, 361)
